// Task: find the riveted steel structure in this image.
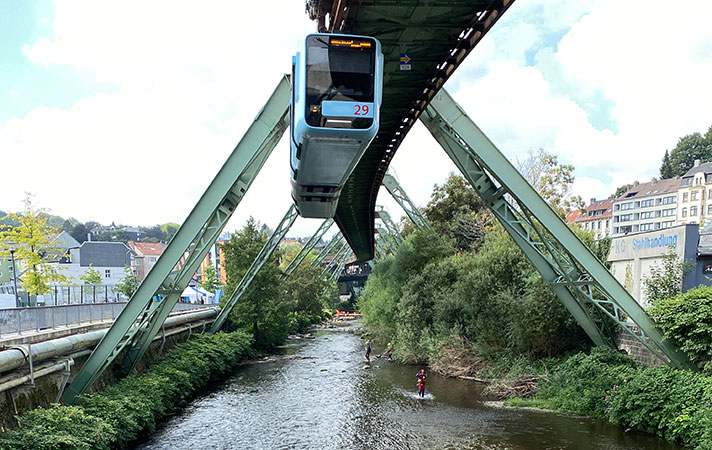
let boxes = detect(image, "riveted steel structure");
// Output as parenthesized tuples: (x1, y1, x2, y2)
(311, 0, 515, 261)
(209, 204, 299, 334)
(382, 172, 436, 233)
(375, 206, 403, 245)
(422, 88, 695, 370)
(280, 219, 334, 282)
(311, 233, 344, 268)
(62, 77, 292, 404)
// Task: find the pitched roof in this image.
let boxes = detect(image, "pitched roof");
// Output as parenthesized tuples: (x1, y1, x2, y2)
(579, 198, 614, 221)
(79, 242, 131, 267)
(128, 241, 167, 256)
(618, 177, 680, 200)
(565, 210, 584, 223)
(682, 161, 712, 178)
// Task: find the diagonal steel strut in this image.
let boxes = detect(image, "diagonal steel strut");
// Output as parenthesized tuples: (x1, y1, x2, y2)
(382, 172, 436, 233)
(280, 218, 333, 282)
(209, 204, 299, 333)
(63, 76, 292, 404)
(421, 88, 695, 370)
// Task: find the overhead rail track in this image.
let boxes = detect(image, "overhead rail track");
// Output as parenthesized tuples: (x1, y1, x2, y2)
(309, 0, 515, 261)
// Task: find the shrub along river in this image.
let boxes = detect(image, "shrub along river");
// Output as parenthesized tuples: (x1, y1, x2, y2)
(135, 324, 683, 450)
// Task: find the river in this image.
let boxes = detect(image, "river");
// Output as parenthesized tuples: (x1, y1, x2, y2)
(136, 324, 683, 450)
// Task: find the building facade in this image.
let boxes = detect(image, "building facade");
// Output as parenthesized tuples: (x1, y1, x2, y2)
(608, 224, 698, 307)
(128, 241, 167, 280)
(612, 177, 680, 236)
(570, 198, 614, 239)
(677, 160, 712, 226)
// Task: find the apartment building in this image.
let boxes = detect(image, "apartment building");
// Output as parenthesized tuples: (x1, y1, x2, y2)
(677, 160, 712, 225)
(574, 198, 614, 239)
(612, 177, 680, 235)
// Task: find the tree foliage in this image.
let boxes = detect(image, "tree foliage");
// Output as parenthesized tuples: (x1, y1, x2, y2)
(643, 248, 694, 305)
(517, 148, 584, 214)
(198, 264, 223, 293)
(663, 125, 712, 177)
(115, 266, 140, 299)
(0, 193, 69, 295)
(80, 265, 103, 285)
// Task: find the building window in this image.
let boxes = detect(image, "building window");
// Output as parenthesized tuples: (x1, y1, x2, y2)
(104, 270, 111, 278)
(640, 211, 654, 219)
(682, 208, 687, 218)
(663, 196, 676, 205)
(148, 256, 157, 262)
(662, 208, 676, 217)
(134, 260, 140, 266)
(606, 219, 610, 228)
(709, 190, 712, 200)
(691, 206, 698, 216)
(708, 204, 712, 215)
(692, 191, 699, 201)
(640, 199, 654, 208)
(654, 222, 662, 230)
(639, 223, 653, 231)
(619, 214, 633, 222)
(683, 192, 689, 202)
(619, 202, 634, 210)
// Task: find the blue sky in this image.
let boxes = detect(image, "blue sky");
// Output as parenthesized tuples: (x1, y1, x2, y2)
(2, 1, 712, 238)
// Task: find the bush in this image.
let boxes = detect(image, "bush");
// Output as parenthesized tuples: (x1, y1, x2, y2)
(648, 286, 712, 365)
(606, 366, 712, 445)
(536, 347, 638, 417)
(0, 331, 254, 450)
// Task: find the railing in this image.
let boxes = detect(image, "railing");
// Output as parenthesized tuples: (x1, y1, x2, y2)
(0, 302, 210, 338)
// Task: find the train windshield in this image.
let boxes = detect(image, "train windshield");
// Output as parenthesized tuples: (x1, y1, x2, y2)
(305, 35, 375, 129)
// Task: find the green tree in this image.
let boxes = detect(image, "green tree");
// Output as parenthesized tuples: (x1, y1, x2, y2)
(80, 265, 103, 285)
(518, 148, 584, 214)
(424, 173, 485, 251)
(660, 150, 674, 179)
(666, 130, 712, 177)
(0, 193, 69, 295)
(198, 264, 223, 293)
(643, 248, 694, 304)
(611, 183, 632, 199)
(115, 266, 140, 299)
(221, 218, 289, 349)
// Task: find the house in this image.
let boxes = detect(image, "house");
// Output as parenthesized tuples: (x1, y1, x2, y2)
(612, 177, 680, 235)
(677, 159, 712, 225)
(567, 198, 614, 239)
(128, 241, 167, 281)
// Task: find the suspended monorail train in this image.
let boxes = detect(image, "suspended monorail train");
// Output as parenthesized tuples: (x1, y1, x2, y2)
(290, 33, 383, 218)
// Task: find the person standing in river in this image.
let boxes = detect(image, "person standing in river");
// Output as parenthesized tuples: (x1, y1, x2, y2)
(416, 369, 428, 397)
(365, 340, 372, 362)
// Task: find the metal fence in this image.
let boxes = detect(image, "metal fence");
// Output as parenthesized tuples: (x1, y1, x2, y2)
(0, 301, 209, 338)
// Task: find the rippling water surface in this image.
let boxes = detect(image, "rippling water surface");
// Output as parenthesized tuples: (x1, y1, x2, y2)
(136, 325, 683, 450)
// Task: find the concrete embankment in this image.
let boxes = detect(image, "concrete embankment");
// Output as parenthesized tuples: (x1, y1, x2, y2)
(0, 307, 217, 430)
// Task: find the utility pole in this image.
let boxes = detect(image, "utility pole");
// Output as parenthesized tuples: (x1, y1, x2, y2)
(9, 249, 19, 307)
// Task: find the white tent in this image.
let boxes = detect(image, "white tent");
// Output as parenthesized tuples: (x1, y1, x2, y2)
(181, 286, 215, 304)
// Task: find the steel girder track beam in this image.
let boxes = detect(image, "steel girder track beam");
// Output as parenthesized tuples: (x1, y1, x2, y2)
(62, 77, 291, 404)
(311, 233, 344, 268)
(280, 218, 334, 282)
(375, 206, 403, 245)
(209, 204, 299, 333)
(382, 172, 436, 233)
(422, 88, 694, 370)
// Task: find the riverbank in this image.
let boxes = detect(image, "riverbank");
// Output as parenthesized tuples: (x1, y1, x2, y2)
(0, 331, 255, 450)
(407, 336, 712, 450)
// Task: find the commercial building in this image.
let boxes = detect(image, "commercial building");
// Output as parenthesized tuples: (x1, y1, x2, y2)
(677, 160, 712, 225)
(612, 177, 680, 236)
(608, 224, 699, 307)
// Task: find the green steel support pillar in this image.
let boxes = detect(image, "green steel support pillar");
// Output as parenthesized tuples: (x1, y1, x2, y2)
(311, 233, 344, 268)
(63, 76, 292, 404)
(280, 218, 333, 281)
(209, 204, 299, 333)
(382, 172, 436, 233)
(375, 206, 403, 245)
(375, 227, 398, 254)
(321, 240, 350, 278)
(422, 88, 694, 370)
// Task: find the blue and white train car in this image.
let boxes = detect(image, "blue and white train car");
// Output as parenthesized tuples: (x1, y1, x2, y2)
(290, 33, 383, 218)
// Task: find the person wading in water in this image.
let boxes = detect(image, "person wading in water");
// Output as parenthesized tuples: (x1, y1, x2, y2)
(365, 340, 372, 362)
(416, 368, 428, 397)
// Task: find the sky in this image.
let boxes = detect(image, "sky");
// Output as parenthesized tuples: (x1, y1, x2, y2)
(1, 0, 712, 240)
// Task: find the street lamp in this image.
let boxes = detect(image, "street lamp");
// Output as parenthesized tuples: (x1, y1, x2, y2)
(9, 249, 19, 308)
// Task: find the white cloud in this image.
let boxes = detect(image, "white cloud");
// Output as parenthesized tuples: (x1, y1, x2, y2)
(3, 0, 712, 240)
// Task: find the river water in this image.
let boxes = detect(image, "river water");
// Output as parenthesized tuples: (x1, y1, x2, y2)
(136, 325, 683, 450)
